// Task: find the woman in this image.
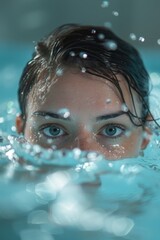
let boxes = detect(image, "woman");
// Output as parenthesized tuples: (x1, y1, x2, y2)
(16, 24, 153, 160)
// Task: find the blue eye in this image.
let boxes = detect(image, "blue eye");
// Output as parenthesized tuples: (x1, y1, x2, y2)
(101, 125, 124, 137)
(41, 125, 66, 138)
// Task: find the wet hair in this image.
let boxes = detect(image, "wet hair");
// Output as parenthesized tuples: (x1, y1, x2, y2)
(18, 23, 153, 127)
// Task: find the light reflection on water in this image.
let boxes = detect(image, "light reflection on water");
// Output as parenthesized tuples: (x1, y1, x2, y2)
(0, 101, 160, 240)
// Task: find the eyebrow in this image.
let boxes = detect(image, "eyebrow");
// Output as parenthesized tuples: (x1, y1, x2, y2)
(32, 110, 127, 121)
(32, 111, 71, 120)
(96, 111, 126, 121)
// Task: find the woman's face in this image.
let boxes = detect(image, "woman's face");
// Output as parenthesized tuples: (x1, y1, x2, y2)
(16, 70, 150, 160)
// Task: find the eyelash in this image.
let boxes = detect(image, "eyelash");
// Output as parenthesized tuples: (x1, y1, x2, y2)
(98, 124, 126, 138)
(39, 124, 68, 139)
(39, 123, 126, 140)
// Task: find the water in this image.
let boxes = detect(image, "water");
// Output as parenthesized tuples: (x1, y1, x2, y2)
(0, 45, 160, 240)
(0, 101, 160, 240)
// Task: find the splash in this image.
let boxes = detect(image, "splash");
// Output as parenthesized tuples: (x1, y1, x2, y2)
(1, 130, 160, 239)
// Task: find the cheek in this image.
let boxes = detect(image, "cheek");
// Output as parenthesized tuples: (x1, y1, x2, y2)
(116, 130, 143, 158)
(24, 128, 37, 144)
(24, 119, 39, 144)
(101, 129, 144, 159)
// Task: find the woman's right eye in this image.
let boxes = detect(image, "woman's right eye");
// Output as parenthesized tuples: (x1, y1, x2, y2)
(40, 125, 67, 138)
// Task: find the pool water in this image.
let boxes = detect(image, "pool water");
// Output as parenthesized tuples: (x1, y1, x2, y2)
(1, 99, 160, 240)
(0, 45, 160, 240)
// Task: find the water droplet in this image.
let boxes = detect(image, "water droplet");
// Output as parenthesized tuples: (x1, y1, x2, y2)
(58, 108, 70, 118)
(81, 67, 86, 73)
(72, 148, 81, 159)
(45, 115, 50, 120)
(104, 21, 112, 29)
(56, 68, 64, 76)
(47, 139, 54, 144)
(7, 101, 15, 114)
(112, 11, 119, 16)
(79, 52, 88, 59)
(11, 126, 16, 132)
(139, 37, 145, 42)
(157, 39, 160, 45)
(106, 98, 111, 104)
(125, 130, 131, 137)
(33, 144, 42, 154)
(98, 33, 105, 40)
(0, 117, 4, 123)
(101, 1, 109, 8)
(121, 103, 128, 112)
(105, 40, 117, 50)
(69, 51, 76, 57)
(129, 33, 137, 41)
(91, 29, 96, 34)
(87, 152, 99, 161)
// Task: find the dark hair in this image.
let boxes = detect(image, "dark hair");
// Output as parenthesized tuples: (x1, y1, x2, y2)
(18, 23, 153, 126)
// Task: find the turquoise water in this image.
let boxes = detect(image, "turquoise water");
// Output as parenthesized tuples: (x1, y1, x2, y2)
(0, 45, 160, 240)
(1, 124, 160, 240)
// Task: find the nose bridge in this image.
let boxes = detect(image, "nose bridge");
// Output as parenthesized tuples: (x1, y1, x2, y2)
(73, 128, 98, 151)
(75, 135, 92, 151)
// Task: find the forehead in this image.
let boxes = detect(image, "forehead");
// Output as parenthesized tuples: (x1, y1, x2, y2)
(27, 70, 140, 117)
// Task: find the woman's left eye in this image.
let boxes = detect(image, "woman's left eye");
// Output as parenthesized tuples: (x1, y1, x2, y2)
(100, 125, 125, 138)
(40, 125, 66, 138)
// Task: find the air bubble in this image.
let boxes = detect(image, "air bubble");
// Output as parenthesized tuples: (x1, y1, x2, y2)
(112, 11, 119, 16)
(129, 33, 137, 41)
(101, 1, 109, 8)
(58, 108, 70, 118)
(139, 37, 145, 42)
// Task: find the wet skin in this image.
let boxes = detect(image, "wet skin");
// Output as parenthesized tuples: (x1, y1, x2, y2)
(16, 70, 150, 160)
